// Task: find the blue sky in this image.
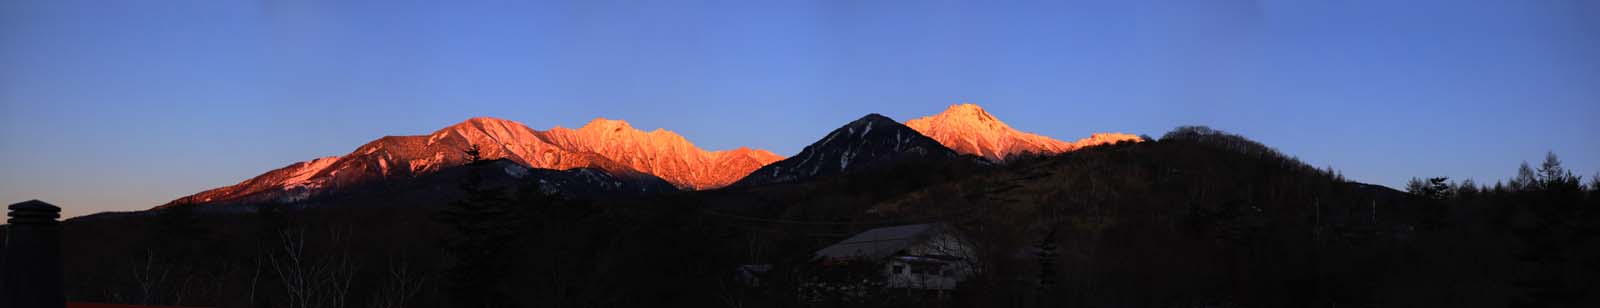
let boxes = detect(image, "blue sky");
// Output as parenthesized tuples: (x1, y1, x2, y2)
(3, 0, 1597, 218)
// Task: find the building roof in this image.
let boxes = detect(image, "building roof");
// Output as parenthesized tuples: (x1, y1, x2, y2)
(813, 224, 942, 261)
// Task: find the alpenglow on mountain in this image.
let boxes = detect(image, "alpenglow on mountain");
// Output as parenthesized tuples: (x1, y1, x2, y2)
(905, 103, 1143, 162)
(165, 117, 782, 207)
(163, 104, 1141, 208)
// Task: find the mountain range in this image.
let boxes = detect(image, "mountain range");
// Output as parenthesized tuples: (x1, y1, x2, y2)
(162, 104, 1139, 208)
(163, 117, 781, 207)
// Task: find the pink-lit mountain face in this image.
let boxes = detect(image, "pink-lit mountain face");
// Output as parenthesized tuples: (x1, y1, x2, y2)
(905, 104, 1143, 162)
(164, 117, 782, 207)
(539, 118, 785, 190)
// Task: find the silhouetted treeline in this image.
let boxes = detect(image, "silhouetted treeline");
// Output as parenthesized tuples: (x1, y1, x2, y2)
(1400, 152, 1598, 307)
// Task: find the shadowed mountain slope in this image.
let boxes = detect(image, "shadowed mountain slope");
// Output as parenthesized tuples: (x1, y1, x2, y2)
(731, 113, 964, 187)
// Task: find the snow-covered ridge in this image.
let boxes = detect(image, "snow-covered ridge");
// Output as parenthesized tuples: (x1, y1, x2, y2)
(163, 116, 784, 208)
(905, 103, 1142, 162)
(164, 105, 1138, 208)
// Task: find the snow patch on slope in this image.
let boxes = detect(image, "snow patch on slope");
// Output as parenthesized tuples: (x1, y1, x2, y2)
(377, 157, 390, 175)
(840, 147, 854, 171)
(503, 164, 530, 178)
(280, 157, 340, 189)
(408, 152, 447, 174)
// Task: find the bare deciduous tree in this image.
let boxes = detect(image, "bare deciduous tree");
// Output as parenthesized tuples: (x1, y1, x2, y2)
(369, 253, 428, 308)
(270, 227, 359, 308)
(131, 249, 174, 305)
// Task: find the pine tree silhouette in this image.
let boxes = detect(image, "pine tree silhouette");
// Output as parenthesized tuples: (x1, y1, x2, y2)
(439, 145, 519, 307)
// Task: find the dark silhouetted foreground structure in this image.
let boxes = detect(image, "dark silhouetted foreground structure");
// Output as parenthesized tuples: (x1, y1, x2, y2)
(3, 200, 65, 308)
(813, 224, 976, 290)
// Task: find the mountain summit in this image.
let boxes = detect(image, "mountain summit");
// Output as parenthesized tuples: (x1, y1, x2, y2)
(166, 117, 782, 207)
(732, 114, 959, 187)
(906, 103, 1142, 162)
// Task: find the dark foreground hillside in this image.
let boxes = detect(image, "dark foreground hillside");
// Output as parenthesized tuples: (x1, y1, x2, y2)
(41, 127, 1600, 307)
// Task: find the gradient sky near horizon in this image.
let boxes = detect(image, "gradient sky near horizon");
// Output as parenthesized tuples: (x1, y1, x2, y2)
(3, 0, 1598, 218)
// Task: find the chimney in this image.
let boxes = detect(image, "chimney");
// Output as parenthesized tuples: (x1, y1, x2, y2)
(2, 200, 65, 308)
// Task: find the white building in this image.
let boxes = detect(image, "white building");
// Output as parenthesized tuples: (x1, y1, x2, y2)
(813, 224, 976, 290)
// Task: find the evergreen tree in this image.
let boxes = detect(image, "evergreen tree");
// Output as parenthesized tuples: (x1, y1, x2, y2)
(439, 145, 519, 307)
(1407, 177, 1453, 228)
(1405, 177, 1452, 200)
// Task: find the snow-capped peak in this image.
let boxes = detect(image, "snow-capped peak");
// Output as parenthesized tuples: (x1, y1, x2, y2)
(906, 103, 1142, 162)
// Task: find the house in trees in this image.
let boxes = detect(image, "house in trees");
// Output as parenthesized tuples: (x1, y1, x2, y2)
(813, 224, 976, 290)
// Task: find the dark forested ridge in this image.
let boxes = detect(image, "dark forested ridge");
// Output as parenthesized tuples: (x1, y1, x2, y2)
(40, 126, 1600, 307)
